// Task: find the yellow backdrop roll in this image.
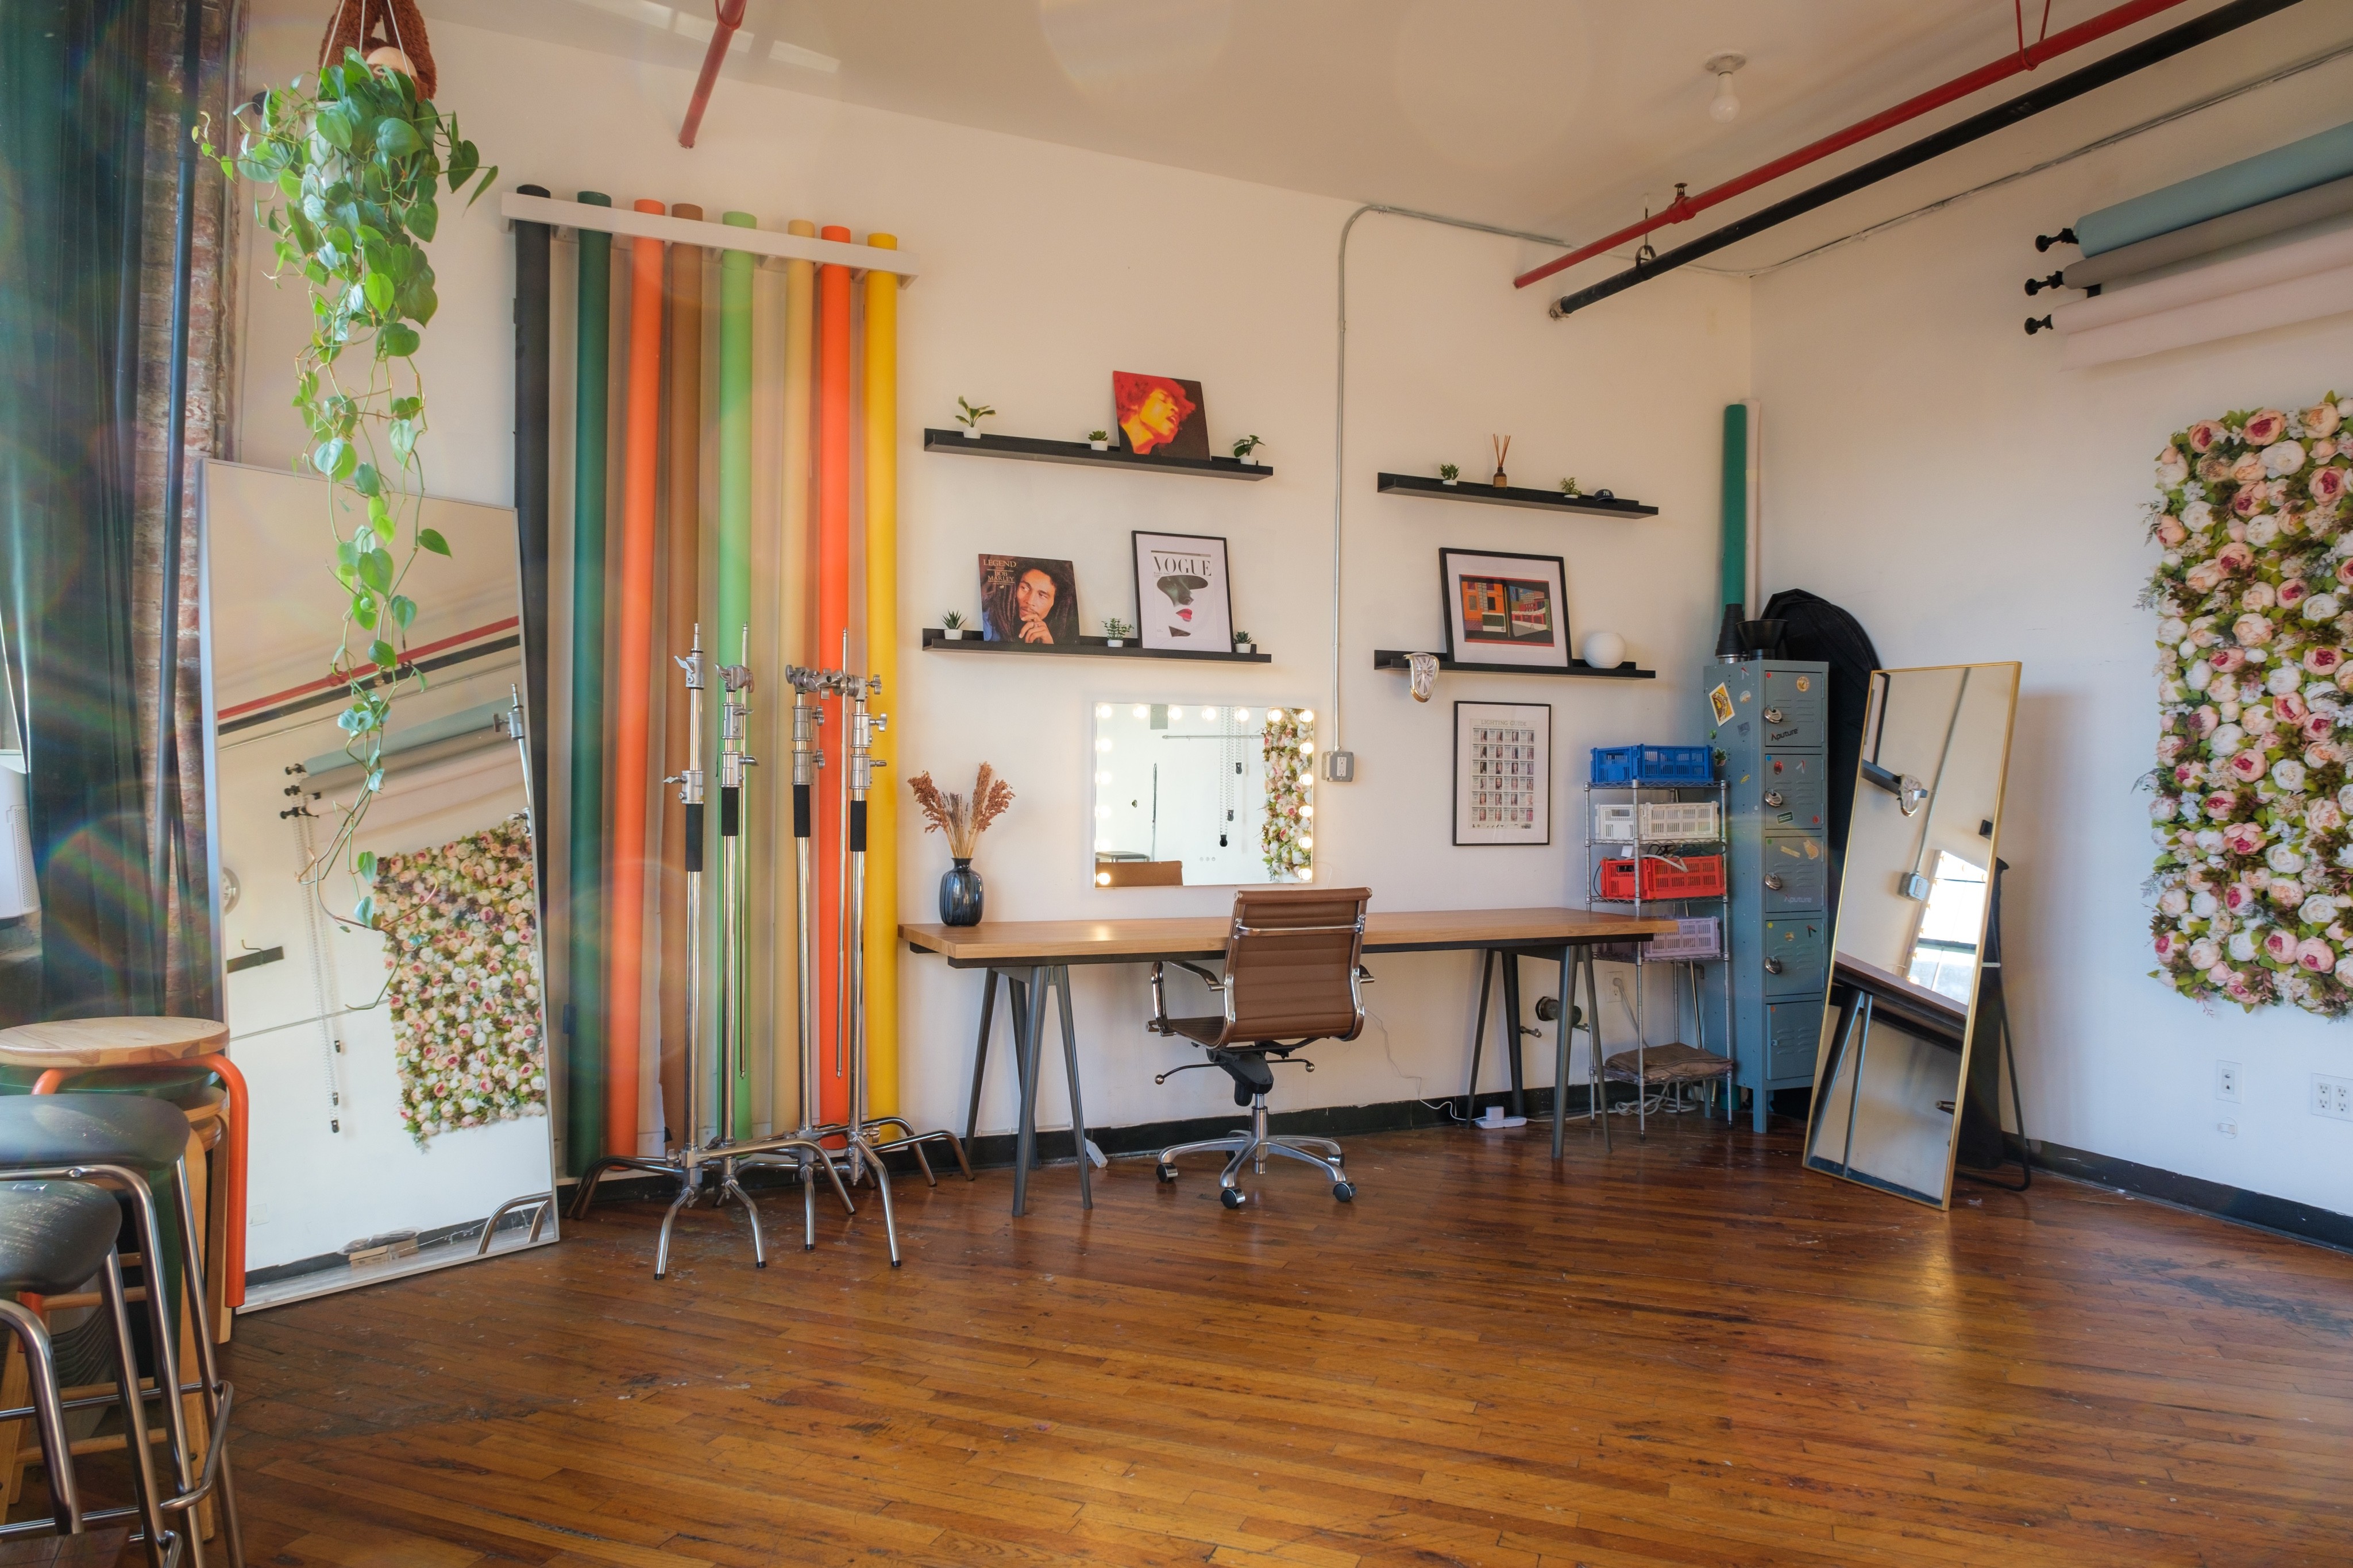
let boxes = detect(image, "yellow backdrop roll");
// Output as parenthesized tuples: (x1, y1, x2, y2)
(862, 234, 900, 1118)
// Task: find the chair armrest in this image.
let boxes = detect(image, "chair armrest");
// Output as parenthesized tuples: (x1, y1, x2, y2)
(1147, 959, 1225, 1033)
(1356, 965, 1376, 983)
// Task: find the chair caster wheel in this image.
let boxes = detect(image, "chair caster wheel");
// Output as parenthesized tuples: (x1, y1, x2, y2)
(1156, 1165, 1178, 1184)
(1219, 1187, 1246, 1209)
(1332, 1181, 1356, 1203)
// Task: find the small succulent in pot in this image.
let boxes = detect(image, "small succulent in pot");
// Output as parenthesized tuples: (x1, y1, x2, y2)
(1233, 629, 1257, 654)
(1439, 463, 1459, 485)
(1232, 434, 1265, 464)
(1102, 616, 1133, 647)
(955, 396, 995, 437)
(1559, 477, 1583, 497)
(940, 609, 970, 640)
(1087, 428, 1110, 451)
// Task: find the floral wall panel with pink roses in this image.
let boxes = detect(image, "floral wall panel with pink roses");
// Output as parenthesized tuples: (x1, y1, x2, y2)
(375, 816, 549, 1144)
(2149, 394, 2353, 1014)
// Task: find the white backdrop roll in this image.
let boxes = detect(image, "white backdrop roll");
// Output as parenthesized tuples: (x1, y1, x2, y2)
(2059, 262, 2353, 369)
(2052, 222, 2353, 335)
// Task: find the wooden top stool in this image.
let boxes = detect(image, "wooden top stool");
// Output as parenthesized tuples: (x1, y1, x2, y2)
(0, 1021, 246, 1311)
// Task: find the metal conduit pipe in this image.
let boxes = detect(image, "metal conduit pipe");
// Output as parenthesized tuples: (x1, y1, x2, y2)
(1550, 0, 2307, 321)
(1512, 0, 2201, 291)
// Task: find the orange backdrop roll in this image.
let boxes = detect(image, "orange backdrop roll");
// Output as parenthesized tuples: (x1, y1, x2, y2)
(657, 203, 703, 1148)
(816, 228, 853, 1129)
(605, 199, 665, 1157)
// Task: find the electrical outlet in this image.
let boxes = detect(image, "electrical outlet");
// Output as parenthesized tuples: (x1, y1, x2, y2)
(2217, 1119, 2238, 1137)
(2216, 1061, 2241, 1103)
(2315, 1074, 2353, 1121)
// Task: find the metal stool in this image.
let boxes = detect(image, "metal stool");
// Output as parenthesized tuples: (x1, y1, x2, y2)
(0, 1096, 240, 1566)
(0, 1181, 176, 1562)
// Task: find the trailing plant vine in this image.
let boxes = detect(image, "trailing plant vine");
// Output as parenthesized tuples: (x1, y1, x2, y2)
(201, 49, 496, 925)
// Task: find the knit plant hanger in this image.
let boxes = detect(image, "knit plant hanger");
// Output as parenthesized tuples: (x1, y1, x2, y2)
(318, 0, 438, 102)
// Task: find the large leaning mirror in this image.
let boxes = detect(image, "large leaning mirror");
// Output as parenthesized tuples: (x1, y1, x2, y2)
(1090, 702, 1317, 887)
(1804, 662, 2019, 1208)
(203, 461, 558, 1307)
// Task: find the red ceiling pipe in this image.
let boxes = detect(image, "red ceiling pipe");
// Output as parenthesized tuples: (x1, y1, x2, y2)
(678, 0, 747, 149)
(1512, 0, 2196, 289)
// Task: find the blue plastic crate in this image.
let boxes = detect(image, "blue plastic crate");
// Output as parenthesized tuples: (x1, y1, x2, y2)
(1590, 744, 1713, 786)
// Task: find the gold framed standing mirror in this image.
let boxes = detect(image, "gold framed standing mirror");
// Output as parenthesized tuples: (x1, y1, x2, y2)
(1804, 662, 2020, 1208)
(203, 460, 559, 1307)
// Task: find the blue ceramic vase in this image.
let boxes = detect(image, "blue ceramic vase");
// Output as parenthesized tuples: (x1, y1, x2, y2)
(939, 858, 984, 926)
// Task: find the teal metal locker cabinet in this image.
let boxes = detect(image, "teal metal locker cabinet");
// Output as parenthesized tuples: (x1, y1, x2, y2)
(1699, 658, 1831, 1131)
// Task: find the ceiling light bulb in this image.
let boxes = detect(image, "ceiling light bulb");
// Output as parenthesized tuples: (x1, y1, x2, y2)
(1705, 52, 1745, 124)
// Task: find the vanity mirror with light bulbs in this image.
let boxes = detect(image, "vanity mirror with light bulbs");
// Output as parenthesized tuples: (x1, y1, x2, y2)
(1089, 701, 1318, 887)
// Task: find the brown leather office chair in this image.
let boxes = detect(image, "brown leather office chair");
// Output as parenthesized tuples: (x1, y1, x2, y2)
(1147, 886, 1372, 1208)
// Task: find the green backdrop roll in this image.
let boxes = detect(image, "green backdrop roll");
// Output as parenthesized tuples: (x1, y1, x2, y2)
(2077, 119, 2353, 257)
(566, 191, 612, 1175)
(718, 211, 755, 1135)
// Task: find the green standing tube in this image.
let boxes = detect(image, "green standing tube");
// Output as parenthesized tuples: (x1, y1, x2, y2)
(1720, 403, 1748, 614)
(718, 211, 755, 1136)
(567, 191, 613, 1175)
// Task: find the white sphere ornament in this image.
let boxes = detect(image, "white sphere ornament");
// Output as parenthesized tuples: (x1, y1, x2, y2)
(1581, 631, 1626, 670)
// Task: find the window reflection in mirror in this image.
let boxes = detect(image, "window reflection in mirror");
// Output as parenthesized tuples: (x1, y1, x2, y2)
(1907, 851, 1987, 1004)
(1090, 702, 1315, 888)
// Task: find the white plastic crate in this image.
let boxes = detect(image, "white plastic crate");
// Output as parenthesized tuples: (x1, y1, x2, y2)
(1653, 916, 1722, 960)
(1592, 800, 1721, 843)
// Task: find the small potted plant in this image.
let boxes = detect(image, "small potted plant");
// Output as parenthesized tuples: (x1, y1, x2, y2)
(1087, 428, 1110, 451)
(1232, 434, 1265, 466)
(939, 610, 973, 641)
(909, 765, 1015, 927)
(1558, 477, 1583, 498)
(1102, 616, 1133, 648)
(955, 396, 995, 439)
(1233, 629, 1257, 655)
(1439, 463, 1459, 486)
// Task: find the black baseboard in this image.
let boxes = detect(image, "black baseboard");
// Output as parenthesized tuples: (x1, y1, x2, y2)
(564, 1084, 1654, 1208)
(2030, 1138, 2353, 1255)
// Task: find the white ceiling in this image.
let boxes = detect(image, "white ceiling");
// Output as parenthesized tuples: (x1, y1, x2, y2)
(254, 1, 2351, 279)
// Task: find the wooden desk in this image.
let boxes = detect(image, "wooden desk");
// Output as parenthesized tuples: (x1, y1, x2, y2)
(903, 907, 1679, 1212)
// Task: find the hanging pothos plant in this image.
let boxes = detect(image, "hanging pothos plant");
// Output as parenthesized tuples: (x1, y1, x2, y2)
(202, 49, 495, 925)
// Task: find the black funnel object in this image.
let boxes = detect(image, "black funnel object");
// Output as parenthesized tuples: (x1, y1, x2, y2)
(1714, 603, 1743, 658)
(1737, 619, 1787, 657)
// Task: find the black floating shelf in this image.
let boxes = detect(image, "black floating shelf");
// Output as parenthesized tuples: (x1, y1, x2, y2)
(1375, 472, 1657, 517)
(1373, 649, 1655, 681)
(925, 629, 1271, 663)
(924, 428, 1272, 480)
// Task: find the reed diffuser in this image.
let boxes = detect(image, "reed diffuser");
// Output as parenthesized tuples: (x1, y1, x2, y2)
(1491, 434, 1511, 488)
(909, 764, 1015, 925)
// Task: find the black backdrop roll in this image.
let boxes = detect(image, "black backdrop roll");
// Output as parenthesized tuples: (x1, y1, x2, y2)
(0, 0, 165, 1021)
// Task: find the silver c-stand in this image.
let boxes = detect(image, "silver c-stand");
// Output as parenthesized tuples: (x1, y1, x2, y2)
(569, 628, 854, 1276)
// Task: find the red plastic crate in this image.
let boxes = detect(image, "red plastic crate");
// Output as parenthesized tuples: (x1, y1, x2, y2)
(1598, 853, 1726, 901)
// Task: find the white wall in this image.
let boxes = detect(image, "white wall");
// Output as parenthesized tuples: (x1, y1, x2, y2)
(233, 20, 1748, 1145)
(1754, 56, 2353, 1218)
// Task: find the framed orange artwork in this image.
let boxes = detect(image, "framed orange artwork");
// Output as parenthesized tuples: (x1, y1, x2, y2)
(1112, 371, 1209, 460)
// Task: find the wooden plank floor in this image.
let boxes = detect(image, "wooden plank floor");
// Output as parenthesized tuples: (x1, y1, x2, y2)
(206, 1118, 2352, 1567)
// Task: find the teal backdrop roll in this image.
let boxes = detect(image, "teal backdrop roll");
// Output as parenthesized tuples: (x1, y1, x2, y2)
(567, 191, 613, 1174)
(2077, 119, 2353, 257)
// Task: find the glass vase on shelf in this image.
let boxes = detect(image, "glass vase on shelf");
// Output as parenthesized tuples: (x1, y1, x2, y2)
(940, 858, 984, 926)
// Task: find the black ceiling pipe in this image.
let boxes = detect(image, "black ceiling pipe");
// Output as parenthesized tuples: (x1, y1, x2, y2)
(1550, 0, 2306, 319)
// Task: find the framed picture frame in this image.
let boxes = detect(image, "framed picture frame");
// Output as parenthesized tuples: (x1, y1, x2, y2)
(978, 554, 1081, 646)
(1453, 701, 1551, 846)
(1438, 548, 1569, 670)
(1132, 531, 1235, 652)
(1112, 371, 1210, 460)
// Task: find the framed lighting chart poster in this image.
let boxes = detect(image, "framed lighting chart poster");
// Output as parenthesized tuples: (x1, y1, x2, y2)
(1453, 701, 1550, 846)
